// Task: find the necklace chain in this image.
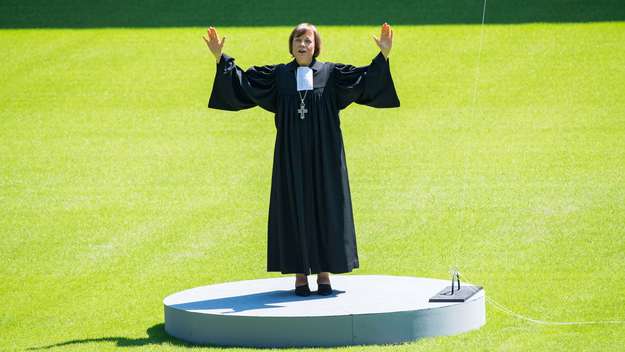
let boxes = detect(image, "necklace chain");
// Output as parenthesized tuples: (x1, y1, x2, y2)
(298, 89, 307, 103)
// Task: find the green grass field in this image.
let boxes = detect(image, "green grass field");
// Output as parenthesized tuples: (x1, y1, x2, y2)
(2, 11, 625, 352)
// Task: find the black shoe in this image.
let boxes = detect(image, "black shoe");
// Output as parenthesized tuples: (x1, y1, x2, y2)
(317, 283, 332, 296)
(295, 283, 311, 297)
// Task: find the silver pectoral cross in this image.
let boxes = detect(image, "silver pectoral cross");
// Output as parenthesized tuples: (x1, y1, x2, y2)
(298, 101, 308, 119)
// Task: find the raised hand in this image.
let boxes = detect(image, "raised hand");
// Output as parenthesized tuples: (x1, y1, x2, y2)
(373, 23, 393, 59)
(202, 26, 226, 62)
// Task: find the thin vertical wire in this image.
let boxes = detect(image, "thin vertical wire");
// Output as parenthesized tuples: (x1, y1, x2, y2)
(455, 0, 488, 272)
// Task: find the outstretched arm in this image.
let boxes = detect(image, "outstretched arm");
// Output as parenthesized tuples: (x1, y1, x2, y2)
(334, 23, 399, 110)
(202, 26, 227, 63)
(372, 22, 393, 60)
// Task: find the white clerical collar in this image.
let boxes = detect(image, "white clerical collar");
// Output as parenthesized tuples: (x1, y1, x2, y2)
(296, 67, 313, 91)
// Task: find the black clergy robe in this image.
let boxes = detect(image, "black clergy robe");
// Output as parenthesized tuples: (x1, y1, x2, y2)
(208, 51, 400, 275)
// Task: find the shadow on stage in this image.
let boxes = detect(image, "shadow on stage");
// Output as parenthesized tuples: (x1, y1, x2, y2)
(169, 288, 346, 313)
(2, 0, 624, 29)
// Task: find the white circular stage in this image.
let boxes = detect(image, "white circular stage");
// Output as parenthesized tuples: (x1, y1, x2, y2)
(163, 275, 486, 347)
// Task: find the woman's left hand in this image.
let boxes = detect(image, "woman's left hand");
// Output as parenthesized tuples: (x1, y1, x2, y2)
(373, 23, 393, 59)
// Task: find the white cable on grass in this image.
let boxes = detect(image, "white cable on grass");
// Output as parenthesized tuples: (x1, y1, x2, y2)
(461, 273, 625, 326)
(486, 296, 625, 325)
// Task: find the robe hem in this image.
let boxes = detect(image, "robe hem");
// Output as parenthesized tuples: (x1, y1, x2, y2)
(267, 263, 359, 275)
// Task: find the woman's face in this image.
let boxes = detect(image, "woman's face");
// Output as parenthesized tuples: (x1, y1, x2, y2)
(292, 29, 315, 65)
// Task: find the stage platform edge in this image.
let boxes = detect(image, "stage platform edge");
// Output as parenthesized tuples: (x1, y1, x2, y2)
(163, 275, 486, 347)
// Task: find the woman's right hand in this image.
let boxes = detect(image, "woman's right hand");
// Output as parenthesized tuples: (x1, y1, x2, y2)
(203, 26, 226, 62)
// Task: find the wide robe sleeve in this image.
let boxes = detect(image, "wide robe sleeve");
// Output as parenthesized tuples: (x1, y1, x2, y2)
(333, 52, 400, 110)
(208, 53, 277, 113)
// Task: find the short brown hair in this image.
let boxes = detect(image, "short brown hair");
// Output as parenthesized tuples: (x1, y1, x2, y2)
(288, 23, 321, 58)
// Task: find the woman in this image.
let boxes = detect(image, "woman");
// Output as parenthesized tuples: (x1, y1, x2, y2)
(203, 23, 399, 297)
